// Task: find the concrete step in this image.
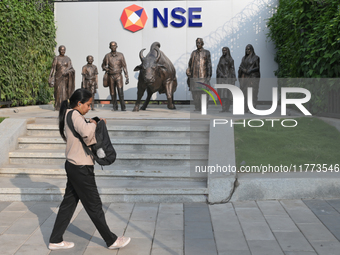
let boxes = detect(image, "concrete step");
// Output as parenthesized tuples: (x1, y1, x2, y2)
(18, 136, 208, 144)
(17, 136, 209, 151)
(0, 175, 208, 202)
(2, 118, 210, 202)
(27, 129, 208, 138)
(0, 164, 207, 179)
(8, 149, 208, 166)
(26, 123, 209, 138)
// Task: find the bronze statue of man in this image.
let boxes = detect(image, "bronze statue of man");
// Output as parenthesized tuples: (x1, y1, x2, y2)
(238, 44, 260, 112)
(81, 55, 98, 111)
(217, 47, 237, 112)
(186, 38, 212, 111)
(48, 45, 75, 111)
(102, 41, 129, 111)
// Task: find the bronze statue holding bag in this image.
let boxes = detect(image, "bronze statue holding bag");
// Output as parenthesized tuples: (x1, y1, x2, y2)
(186, 38, 212, 111)
(102, 41, 129, 111)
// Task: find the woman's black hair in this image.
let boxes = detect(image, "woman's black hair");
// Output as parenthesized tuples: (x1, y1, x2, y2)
(58, 88, 93, 141)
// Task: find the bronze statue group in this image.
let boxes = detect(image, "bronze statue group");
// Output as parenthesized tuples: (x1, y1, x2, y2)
(48, 39, 260, 113)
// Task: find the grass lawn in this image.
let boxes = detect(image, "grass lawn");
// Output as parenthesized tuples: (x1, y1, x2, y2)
(234, 117, 340, 168)
(0, 117, 5, 123)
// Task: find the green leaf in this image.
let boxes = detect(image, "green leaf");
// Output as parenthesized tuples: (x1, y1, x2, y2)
(0, 0, 55, 106)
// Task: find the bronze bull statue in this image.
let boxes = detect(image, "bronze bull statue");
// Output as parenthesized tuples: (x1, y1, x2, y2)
(133, 42, 177, 111)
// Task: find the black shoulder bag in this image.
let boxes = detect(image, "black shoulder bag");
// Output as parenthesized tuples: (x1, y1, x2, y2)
(66, 110, 116, 166)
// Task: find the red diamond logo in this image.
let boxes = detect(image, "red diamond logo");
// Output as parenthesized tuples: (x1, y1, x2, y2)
(120, 5, 148, 33)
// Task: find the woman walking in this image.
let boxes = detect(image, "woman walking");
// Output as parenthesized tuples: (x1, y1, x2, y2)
(48, 88, 130, 250)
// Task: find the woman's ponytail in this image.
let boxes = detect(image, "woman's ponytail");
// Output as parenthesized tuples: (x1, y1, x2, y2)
(59, 100, 71, 141)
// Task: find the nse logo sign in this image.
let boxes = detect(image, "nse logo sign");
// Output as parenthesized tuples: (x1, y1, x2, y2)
(120, 5, 148, 32)
(120, 4, 202, 32)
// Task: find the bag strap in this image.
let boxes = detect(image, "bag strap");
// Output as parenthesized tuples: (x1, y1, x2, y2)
(66, 110, 95, 160)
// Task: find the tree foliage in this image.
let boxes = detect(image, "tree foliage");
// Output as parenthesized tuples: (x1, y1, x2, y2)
(267, 0, 340, 78)
(0, 0, 56, 106)
(267, 0, 340, 114)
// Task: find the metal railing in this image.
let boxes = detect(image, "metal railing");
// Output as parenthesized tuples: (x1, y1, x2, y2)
(319, 88, 340, 119)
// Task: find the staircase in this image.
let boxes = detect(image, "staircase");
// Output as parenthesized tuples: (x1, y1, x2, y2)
(0, 118, 210, 202)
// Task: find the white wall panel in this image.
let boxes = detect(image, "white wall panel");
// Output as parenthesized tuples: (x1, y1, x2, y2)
(55, 0, 278, 101)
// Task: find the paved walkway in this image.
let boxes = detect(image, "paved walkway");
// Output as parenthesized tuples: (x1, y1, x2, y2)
(1, 199, 340, 255)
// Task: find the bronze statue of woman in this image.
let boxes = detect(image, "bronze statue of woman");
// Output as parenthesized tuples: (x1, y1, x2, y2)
(216, 47, 236, 112)
(238, 44, 260, 112)
(49, 45, 75, 111)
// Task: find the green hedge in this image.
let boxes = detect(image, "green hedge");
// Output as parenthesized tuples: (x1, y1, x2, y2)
(267, 0, 340, 114)
(0, 0, 56, 106)
(267, 0, 340, 78)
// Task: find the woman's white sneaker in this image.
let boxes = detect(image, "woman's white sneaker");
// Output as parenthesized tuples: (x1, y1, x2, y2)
(108, 236, 131, 250)
(48, 241, 75, 250)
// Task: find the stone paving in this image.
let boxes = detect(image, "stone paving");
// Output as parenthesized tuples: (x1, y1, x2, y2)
(1, 199, 340, 255)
